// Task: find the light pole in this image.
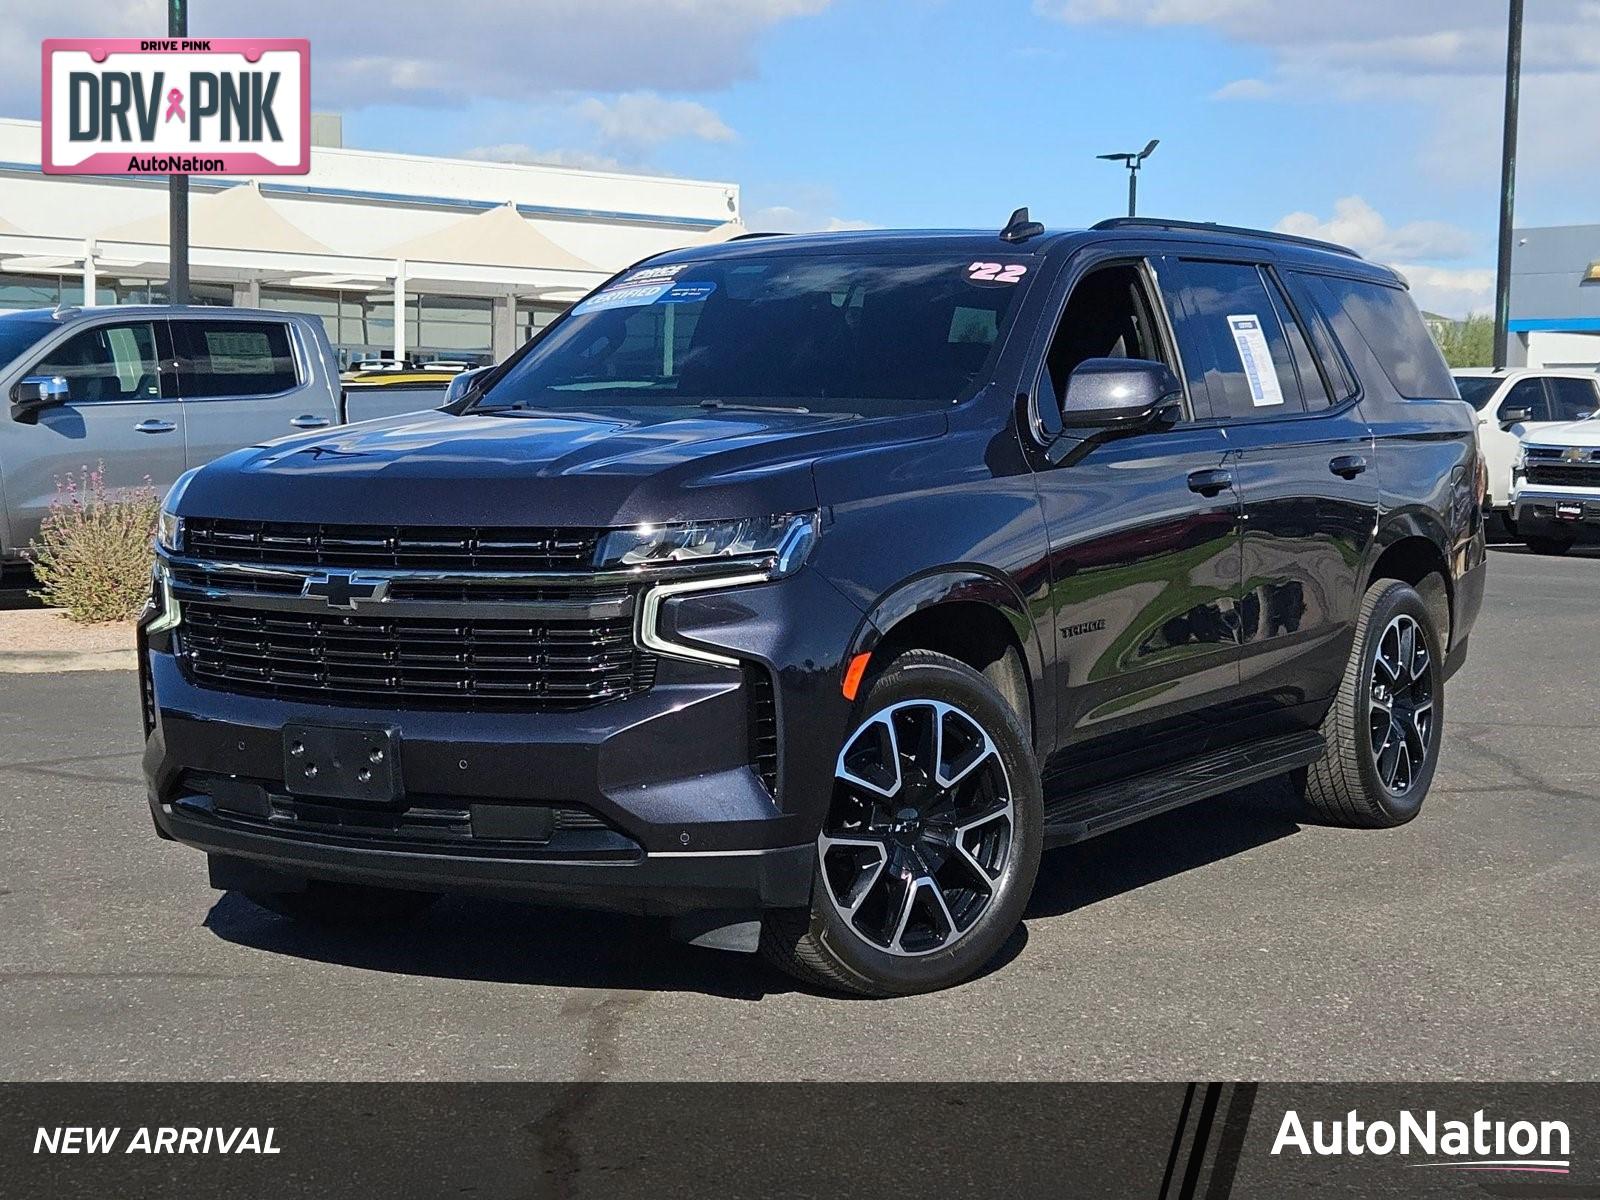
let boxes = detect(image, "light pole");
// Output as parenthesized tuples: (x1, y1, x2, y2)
(1098, 139, 1160, 217)
(168, 0, 190, 305)
(1493, 0, 1523, 368)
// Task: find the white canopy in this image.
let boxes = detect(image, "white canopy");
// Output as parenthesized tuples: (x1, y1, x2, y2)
(98, 180, 331, 254)
(381, 202, 598, 274)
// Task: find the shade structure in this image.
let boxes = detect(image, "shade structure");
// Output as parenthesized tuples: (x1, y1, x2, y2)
(98, 180, 332, 254)
(381, 202, 599, 273)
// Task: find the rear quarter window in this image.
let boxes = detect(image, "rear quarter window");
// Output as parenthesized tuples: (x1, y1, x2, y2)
(1301, 274, 1456, 400)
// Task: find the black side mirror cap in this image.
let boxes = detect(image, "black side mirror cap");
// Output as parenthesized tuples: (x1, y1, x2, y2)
(1498, 405, 1533, 429)
(10, 374, 69, 424)
(1061, 358, 1183, 430)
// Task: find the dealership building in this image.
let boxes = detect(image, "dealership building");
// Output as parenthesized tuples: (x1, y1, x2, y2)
(1509, 224, 1600, 369)
(0, 116, 742, 365)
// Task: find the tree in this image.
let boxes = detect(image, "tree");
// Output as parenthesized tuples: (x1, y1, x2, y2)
(1431, 314, 1495, 368)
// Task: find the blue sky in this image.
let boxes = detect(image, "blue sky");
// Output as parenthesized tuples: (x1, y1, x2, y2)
(10, 1, 1600, 315)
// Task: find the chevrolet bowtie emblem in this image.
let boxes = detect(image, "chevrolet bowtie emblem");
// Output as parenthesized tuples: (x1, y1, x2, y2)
(302, 572, 389, 609)
(1563, 447, 1586, 463)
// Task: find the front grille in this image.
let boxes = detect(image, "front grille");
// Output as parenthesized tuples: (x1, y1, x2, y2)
(180, 601, 656, 710)
(184, 518, 601, 572)
(1526, 464, 1600, 488)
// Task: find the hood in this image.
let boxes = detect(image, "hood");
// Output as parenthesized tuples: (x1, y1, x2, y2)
(1525, 418, 1600, 449)
(180, 405, 946, 528)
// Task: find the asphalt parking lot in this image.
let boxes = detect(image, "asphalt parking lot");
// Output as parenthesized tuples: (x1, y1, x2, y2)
(1, 544, 1596, 1082)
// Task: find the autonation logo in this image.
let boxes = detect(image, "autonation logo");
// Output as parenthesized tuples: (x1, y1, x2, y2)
(1272, 1108, 1571, 1175)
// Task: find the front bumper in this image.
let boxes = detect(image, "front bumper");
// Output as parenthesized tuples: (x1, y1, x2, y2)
(1512, 490, 1600, 543)
(142, 564, 864, 916)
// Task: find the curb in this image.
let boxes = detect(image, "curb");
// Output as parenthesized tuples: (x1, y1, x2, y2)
(0, 649, 138, 673)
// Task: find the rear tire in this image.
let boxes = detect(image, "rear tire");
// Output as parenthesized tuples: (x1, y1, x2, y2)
(243, 881, 440, 925)
(1524, 535, 1574, 556)
(1292, 579, 1444, 828)
(761, 650, 1042, 997)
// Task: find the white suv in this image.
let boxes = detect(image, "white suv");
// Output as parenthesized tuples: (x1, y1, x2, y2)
(1452, 368, 1600, 522)
(1511, 412, 1600, 555)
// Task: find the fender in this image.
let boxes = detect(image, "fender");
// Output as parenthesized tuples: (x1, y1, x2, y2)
(847, 565, 1055, 755)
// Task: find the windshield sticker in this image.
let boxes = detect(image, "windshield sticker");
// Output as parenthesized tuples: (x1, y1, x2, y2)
(658, 281, 716, 304)
(967, 261, 1028, 286)
(572, 282, 674, 315)
(621, 263, 688, 285)
(1226, 314, 1286, 407)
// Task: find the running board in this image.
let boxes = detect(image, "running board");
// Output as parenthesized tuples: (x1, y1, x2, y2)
(1042, 730, 1326, 847)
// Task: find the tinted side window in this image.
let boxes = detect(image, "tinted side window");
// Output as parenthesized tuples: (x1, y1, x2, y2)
(1170, 260, 1305, 419)
(1547, 377, 1600, 422)
(1491, 385, 1542, 428)
(174, 321, 297, 398)
(1311, 275, 1455, 399)
(35, 322, 163, 403)
(1264, 271, 1332, 408)
(1498, 378, 1547, 422)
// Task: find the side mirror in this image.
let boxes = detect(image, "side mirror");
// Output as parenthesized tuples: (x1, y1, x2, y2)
(1061, 358, 1183, 430)
(10, 374, 69, 423)
(444, 365, 492, 407)
(1499, 405, 1533, 430)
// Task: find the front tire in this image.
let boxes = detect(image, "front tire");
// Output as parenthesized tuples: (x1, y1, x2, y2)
(761, 650, 1042, 997)
(243, 881, 441, 925)
(1293, 579, 1444, 828)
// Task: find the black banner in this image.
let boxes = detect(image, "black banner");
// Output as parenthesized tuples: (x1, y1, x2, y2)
(3, 1083, 1597, 1198)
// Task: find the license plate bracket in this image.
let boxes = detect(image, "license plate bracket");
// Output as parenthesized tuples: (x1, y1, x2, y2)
(282, 724, 400, 803)
(1556, 501, 1583, 522)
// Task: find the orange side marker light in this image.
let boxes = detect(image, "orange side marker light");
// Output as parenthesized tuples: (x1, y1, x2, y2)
(842, 652, 872, 701)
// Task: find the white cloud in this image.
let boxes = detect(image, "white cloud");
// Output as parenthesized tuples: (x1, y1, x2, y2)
(1211, 77, 1272, 100)
(748, 205, 873, 233)
(1035, 0, 1600, 176)
(0, 1, 834, 112)
(575, 92, 736, 151)
(1274, 197, 1492, 318)
(460, 144, 628, 173)
(1391, 264, 1495, 319)
(1274, 196, 1476, 261)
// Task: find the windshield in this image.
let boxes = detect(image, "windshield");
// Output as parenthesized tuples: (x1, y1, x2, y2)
(1452, 375, 1500, 411)
(474, 253, 1033, 417)
(0, 314, 58, 372)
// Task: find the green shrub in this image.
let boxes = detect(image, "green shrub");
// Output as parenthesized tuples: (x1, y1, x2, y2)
(27, 462, 158, 624)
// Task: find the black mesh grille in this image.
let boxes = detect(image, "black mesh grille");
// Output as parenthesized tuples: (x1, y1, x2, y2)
(746, 666, 779, 796)
(180, 601, 656, 711)
(184, 518, 601, 572)
(1526, 464, 1600, 488)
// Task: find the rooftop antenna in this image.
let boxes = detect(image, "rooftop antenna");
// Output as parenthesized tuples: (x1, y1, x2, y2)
(1000, 206, 1045, 243)
(1096, 139, 1160, 217)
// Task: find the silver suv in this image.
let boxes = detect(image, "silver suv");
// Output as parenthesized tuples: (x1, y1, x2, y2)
(0, 306, 431, 565)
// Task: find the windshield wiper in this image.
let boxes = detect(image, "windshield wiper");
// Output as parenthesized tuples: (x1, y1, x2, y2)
(698, 400, 812, 414)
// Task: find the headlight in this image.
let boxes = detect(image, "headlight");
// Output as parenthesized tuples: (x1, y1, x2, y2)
(596, 512, 818, 576)
(157, 467, 201, 553)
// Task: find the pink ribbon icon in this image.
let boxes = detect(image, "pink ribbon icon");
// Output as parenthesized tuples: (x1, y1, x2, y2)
(164, 88, 185, 123)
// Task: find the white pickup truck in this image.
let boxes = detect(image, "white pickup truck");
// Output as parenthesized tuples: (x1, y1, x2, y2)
(1452, 368, 1600, 528)
(1511, 412, 1600, 555)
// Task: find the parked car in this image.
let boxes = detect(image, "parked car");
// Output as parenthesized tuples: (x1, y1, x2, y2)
(340, 366, 462, 419)
(142, 215, 1487, 996)
(1451, 367, 1599, 527)
(0, 306, 446, 565)
(1510, 411, 1600, 554)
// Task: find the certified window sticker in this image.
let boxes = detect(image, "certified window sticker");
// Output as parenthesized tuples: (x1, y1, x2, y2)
(1226, 314, 1286, 407)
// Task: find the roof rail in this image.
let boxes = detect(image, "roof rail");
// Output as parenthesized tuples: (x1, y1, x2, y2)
(730, 230, 784, 240)
(1089, 217, 1361, 259)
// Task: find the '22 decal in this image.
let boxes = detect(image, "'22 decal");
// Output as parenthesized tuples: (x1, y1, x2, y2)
(968, 261, 1028, 285)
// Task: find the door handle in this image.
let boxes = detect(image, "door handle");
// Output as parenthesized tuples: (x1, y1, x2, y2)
(133, 418, 176, 434)
(1329, 454, 1368, 479)
(1187, 468, 1233, 497)
(289, 414, 332, 429)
